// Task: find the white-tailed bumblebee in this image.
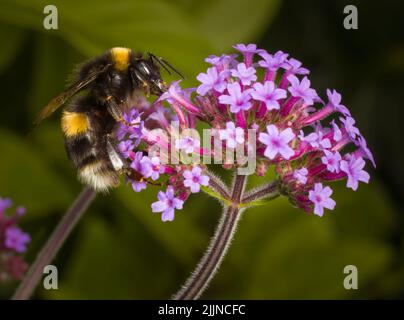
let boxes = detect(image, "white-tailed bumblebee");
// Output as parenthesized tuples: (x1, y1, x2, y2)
(35, 47, 181, 192)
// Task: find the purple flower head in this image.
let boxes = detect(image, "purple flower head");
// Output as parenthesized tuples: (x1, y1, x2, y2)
(219, 82, 252, 113)
(308, 183, 336, 217)
(230, 63, 257, 85)
(115, 44, 375, 221)
(340, 155, 370, 191)
(287, 75, 319, 106)
(321, 150, 342, 173)
(293, 167, 308, 184)
(175, 136, 201, 154)
(196, 67, 227, 96)
(219, 122, 245, 148)
(251, 81, 287, 111)
(258, 125, 295, 160)
(0, 196, 30, 281)
(151, 187, 184, 222)
(5, 227, 31, 253)
(327, 89, 351, 116)
(183, 166, 210, 193)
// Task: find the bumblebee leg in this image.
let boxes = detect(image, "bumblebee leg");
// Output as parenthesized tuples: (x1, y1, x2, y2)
(104, 95, 128, 125)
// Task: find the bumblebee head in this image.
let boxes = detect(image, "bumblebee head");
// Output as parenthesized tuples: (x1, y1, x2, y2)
(132, 58, 166, 96)
(131, 53, 183, 97)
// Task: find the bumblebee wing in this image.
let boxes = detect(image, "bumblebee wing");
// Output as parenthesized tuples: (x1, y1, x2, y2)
(33, 64, 111, 125)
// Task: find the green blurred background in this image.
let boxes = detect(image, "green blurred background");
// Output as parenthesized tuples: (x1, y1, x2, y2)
(0, 0, 403, 299)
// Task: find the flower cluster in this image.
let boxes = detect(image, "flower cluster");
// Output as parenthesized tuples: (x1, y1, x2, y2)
(116, 44, 374, 219)
(0, 196, 30, 282)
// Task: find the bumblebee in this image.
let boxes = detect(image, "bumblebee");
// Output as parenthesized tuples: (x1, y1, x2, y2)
(35, 47, 181, 192)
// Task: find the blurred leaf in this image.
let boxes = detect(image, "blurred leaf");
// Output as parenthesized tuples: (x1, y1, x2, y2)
(0, 0, 281, 82)
(0, 0, 211, 78)
(115, 186, 207, 265)
(201, 185, 230, 205)
(42, 215, 180, 299)
(0, 23, 25, 74)
(194, 0, 281, 51)
(0, 129, 73, 217)
(246, 216, 393, 298)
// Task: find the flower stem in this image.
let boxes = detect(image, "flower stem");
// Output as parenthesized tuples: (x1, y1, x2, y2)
(173, 174, 247, 300)
(11, 186, 96, 300)
(204, 170, 231, 200)
(241, 180, 280, 204)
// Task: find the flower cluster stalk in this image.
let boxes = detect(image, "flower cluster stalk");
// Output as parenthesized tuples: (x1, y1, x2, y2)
(173, 174, 247, 300)
(12, 187, 95, 300)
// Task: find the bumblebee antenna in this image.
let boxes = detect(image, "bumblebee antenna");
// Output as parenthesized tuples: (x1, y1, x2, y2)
(148, 53, 185, 79)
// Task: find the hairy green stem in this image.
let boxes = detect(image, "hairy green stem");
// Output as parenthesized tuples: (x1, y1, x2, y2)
(12, 186, 96, 300)
(173, 174, 247, 300)
(204, 170, 231, 199)
(241, 180, 280, 204)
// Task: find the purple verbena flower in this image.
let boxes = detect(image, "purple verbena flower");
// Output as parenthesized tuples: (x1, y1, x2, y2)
(183, 166, 210, 193)
(327, 89, 351, 116)
(284, 58, 309, 75)
(321, 150, 342, 173)
(299, 130, 331, 149)
(251, 81, 287, 111)
(293, 167, 308, 184)
(308, 183, 336, 217)
(219, 82, 252, 113)
(196, 67, 227, 96)
(130, 152, 152, 179)
(0, 196, 30, 282)
(340, 156, 370, 191)
(151, 187, 184, 221)
(258, 125, 295, 160)
(287, 75, 319, 106)
(118, 140, 134, 158)
(354, 136, 376, 168)
(5, 227, 31, 253)
(258, 50, 289, 70)
(0, 197, 12, 214)
(149, 157, 165, 181)
(340, 116, 360, 140)
(231, 63, 257, 85)
(233, 43, 258, 54)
